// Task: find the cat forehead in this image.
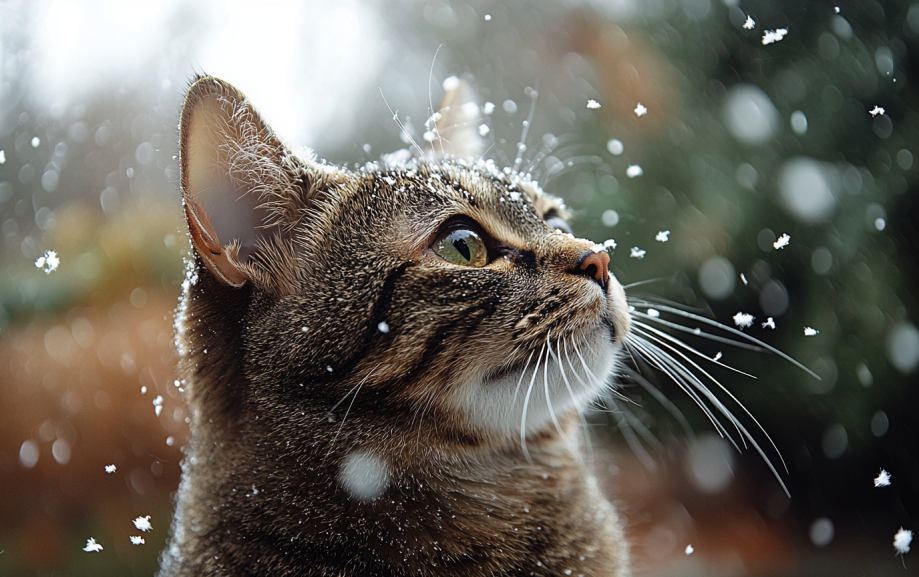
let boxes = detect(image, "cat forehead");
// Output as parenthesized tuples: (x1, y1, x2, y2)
(337, 158, 566, 223)
(333, 159, 569, 249)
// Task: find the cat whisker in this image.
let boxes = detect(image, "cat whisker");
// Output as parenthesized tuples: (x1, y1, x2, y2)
(625, 334, 791, 496)
(625, 336, 732, 441)
(619, 366, 694, 440)
(520, 341, 547, 464)
(543, 337, 568, 442)
(599, 394, 661, 471)
(631, 319, 757, 379)
(513, 84, 539, 172)
(627, 299, 820, 379)
(558, 336, 594, 463)
(379, 88, 427, 161)
(630, 323, 780, 458)
(325, 364, 380, 458)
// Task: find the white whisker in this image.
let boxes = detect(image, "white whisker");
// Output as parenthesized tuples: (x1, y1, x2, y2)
(543, 337, 568, 441)
(632, 319, 757, 379)
(520, 342, 546, 464)
(628, 300, 820, 379)
(630, 324, 782, 463)
(325, 364, 380, 458)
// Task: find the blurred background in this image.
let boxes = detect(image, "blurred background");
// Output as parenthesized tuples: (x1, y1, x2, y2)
(1, 0, 917, 574)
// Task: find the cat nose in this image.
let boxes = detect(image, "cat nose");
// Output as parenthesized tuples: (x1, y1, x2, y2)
(571, 250, 610, 291)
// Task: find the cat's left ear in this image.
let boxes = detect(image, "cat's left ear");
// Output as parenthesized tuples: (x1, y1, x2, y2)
(179, 76, 311, 290)
(424, 76, 486, 161)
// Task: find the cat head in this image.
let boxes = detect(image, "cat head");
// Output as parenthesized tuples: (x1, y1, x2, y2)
(177, 76, 630, 458)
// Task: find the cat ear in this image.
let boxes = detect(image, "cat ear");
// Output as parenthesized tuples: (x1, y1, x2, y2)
(424, 76, 486, 161)
(179, 76, 302, 288)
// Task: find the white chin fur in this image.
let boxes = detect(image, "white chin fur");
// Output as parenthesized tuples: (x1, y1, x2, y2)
(451, 329, 620, 439)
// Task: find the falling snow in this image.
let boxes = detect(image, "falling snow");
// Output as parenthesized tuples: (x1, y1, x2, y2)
(83, 538, 103, 552)
(626, 165, 643, 178)
(713, 352, 723, 362)
(133, 515, 152, 532)
(894, 528, 913, 555)
(630, 247, 646, 259)
(0, 150, 5, 164)
(130, 536, 145, 545)
(104, 464, 116, 473)
(874, 469, 891, 487)
(733, 312, 755, 328)
(762, 28, 788, 45)
(152, 395, 164, 417)
(804, 327, 819, 336)
(377, 321, 390, 333)
(634, 103, 648, 116)
(762, 317, 776, 329)
(478, 124, 490, 136)
(603, 239, 617, 250)
(685, 544, 694, 555)
(741, 273, 748, 285)
(586, 99, 601, 109)
(34, 250, 60, 274)
(655, 230, 670, 242)
(773, 233, 791, 249)
(869, 106, 885, 117)
(483, 102, 495, 115)
(743, 16, 755, 30)
(647, 309, 660, 318)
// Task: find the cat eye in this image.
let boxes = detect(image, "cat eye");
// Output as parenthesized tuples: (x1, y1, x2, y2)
(432, 225, 490, 267)
(544, 210, 572, 234)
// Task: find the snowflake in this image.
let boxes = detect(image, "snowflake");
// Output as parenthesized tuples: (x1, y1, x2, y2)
(713, 351, 723, 362)
(647, 309, 660, 318)
(874, 469, 891, 487)
(152, 395, 164, 417)
(869, 105, 885, 117)
(377, 321, 390, 334)
(630, 247, 646, 259)
(634, 103, 648, 116)
(603, 239, 617, 250)
(626, 165, 643, 178)
(478, 124, 490, 137)
(130, 536, 145, 545)
(655, 230, 670, 242)
(894, 528, 913, 556)
(762, 28, 788, 45)
(762, 317, 776, 329)
(483, 102, 495, 115)
(743, 16, 755, 30)
(83, 538, 103, 552)
(685, 544, 694, 555)
(741, 273, 748, 285)
(733, 312, 755, 328)
(35, 250, 60, 274)
(586, 99, 601, 109)
(773, 233, 791, 249)
(133, 515, 152, 532)
(0, 149, 5, 164)
(104, 464, 116, 474)
(804, 327, 819, 336)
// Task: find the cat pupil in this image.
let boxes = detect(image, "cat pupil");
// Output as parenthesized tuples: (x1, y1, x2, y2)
(454, 238, 471, 261)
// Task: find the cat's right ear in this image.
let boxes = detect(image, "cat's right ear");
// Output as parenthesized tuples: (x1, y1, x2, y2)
(179, 76, 294, 288)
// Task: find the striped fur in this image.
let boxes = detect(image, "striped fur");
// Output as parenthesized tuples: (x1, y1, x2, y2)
(161, 76, 632, 576)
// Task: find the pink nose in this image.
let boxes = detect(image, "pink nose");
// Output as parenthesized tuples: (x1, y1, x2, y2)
(573, 250, 610, 289)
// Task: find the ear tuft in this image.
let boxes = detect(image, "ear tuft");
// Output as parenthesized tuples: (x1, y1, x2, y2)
(424, 76, 486, 161)
(179, 76, 303, 290)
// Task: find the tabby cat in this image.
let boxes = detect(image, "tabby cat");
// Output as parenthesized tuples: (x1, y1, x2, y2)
(160, 75, 632, 576)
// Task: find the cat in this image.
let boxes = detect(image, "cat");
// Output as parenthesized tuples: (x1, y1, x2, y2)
(159, 74, 636, 576)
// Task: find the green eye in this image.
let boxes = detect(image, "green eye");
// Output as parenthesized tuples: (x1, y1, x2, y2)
(433, 228, 489, 267)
